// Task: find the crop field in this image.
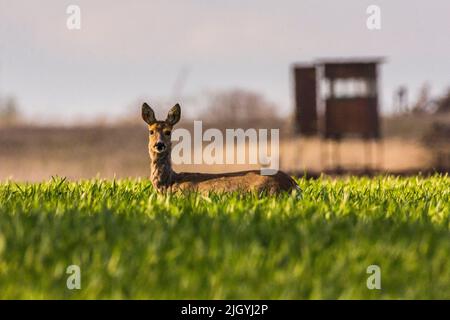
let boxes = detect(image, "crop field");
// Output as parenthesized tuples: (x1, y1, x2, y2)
(0, 175, 449, 299)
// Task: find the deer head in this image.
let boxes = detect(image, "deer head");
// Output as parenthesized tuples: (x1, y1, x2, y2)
(142, 103, 181, 159)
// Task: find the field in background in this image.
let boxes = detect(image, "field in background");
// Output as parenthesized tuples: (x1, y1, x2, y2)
(0, 118, 442, 181)
(0, 176, 448, 299)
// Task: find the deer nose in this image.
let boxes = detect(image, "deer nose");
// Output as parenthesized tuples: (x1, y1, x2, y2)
(155, 142, 166, 152)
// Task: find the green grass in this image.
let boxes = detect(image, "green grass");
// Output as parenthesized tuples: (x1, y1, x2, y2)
(0, 175, 449, 299)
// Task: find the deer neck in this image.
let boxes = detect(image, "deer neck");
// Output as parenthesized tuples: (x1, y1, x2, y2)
(150, 151, 174, 191)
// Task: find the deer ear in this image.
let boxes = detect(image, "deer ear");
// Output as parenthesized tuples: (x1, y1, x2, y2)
(166, 103, 181, 125)
(142, 103, 156, 124)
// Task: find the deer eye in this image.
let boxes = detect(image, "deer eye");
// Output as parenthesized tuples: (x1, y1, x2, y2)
(164, 130, 171, 136)
(149, 130, 154, 135)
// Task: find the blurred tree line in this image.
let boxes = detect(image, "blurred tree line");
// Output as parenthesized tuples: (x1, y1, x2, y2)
(201, 88, 281, 129)
(435, 88, 450, 114)
(0, 96, 20, 126)
(394, 84, 450, 115)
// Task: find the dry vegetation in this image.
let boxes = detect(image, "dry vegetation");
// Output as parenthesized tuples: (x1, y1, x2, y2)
(0, 115, 446, 181)
(1, 87, 448, 181)
(0, 125, 149, 181)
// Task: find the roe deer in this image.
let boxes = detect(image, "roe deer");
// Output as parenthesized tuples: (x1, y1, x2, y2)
(142, 103, 299, 195)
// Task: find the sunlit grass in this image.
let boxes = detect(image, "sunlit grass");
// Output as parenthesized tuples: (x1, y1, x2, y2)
(0, 175, 448, 299)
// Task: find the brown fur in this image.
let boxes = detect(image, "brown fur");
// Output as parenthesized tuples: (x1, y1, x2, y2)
(142, 103, 299, 195)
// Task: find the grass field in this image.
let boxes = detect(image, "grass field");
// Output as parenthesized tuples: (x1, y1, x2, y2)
(0, 175, 449, 299)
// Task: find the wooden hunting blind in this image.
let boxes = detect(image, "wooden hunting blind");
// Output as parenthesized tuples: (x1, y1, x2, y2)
(293, 65, 317, 136)
(293, 58, 384, 171)
(293, 58, 383, 140)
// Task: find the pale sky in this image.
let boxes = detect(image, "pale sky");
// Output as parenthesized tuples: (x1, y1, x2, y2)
(0, 0, 449, 123)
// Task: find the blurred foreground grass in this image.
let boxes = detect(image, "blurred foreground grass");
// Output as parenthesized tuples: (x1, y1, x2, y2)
(0, 175, 449, 299)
